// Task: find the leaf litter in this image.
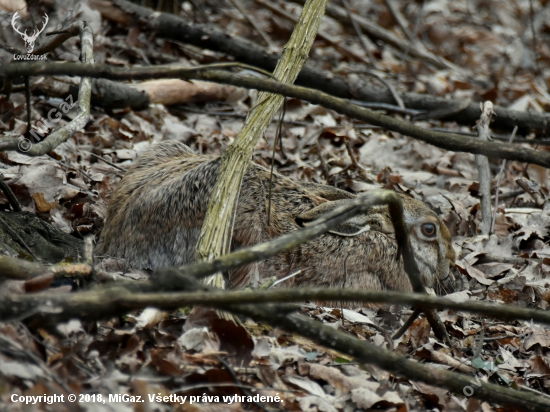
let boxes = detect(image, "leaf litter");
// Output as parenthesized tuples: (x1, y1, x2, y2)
(1, 0, 550, 410)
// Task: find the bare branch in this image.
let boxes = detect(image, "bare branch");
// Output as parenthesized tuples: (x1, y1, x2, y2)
(2, 286, 550, 410)
(106, 0, 550, 132)
(2, 63, 550, 168)
(1, 23, 93, 156)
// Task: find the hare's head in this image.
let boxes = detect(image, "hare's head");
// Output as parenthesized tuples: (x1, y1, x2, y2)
(351, 196, 456, 293)
(400, 197, 456, 293)
(297, 192, 456, 294)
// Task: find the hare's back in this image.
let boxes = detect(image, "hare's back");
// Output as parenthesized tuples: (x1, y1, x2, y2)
(96, 143, 221, 269)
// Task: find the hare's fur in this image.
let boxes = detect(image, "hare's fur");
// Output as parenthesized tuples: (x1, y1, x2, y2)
(96, 141, 455, 303)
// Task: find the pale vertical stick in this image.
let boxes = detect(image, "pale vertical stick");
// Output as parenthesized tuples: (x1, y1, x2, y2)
(195, 0, 329, 290)
(475, 102, 494, 235)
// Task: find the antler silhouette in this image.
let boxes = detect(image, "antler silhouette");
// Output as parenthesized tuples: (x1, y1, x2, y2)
(11, 12, 49, 53)
(11, 12, 27, 37)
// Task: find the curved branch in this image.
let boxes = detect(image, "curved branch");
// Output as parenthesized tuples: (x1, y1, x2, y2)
(32, 22, 81, 56)
(108, 0, 550, 133)
(3, 286, 550, 336)
(0, 255, 91, 281)
(1, 23, 93, 156)
(2, 285, 550, 410)
(0, 173, 21, 212)
(2, 190, 421, 319)
(2, 63, 549, 168)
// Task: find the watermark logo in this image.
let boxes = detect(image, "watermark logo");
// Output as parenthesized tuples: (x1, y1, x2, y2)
(18, 93, 78, 153)
(451, 319, 545, 409)
(11, 11, 49, 60)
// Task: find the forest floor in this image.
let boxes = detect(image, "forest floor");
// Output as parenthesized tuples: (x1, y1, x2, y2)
(1, 0, 550, 411)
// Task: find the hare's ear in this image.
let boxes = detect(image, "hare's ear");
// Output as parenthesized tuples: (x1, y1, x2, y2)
(296, 200, 372, 237)
(301, 183, 355, 201)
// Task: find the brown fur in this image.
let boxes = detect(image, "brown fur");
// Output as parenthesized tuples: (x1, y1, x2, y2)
(96, 141, 456, 306)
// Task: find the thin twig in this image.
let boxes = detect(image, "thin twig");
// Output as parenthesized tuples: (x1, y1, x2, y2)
(2, 63, 550, 168)
(515, 178, 545, 207)
(0, 173, 22, 212)
(217, 355, 270, 412)
(369, 323, 394, 351)
(0, 214, 39, 261)
(267, 101, 288, 225)
(430, 127, 550, 146)
(10, 286, 550, 327)
(4, 23, 94, 157)
(254, 0, 371, 65)
(351, 100, 420, 115)
(344, 136, 367, 171)
(382, 0, 415, 42)
(270, 269, 302, 288)
(313, 0, 463, 72)
(476, 253, 540, 265)
(0, 255, 91, 281)
(89, 152, 127, 172)
(364, 71, 405, 109)
(230, 0, 276, 49)
(188, 0, 213, 24)
(491, 189, 524, 201)
(339, 0, 377, 67)
(33, 22, 81, 55)
(392, 308, 421, 340)
(0, 335, 75, 397)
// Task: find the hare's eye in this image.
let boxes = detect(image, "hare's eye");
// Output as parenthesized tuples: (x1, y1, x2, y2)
(421, 223, 437, 238)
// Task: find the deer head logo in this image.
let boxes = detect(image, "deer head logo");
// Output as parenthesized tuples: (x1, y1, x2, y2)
(11, 12, 49, 54)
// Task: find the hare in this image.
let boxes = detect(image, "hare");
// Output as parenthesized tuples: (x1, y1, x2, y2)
(96, 141, 456, 304)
